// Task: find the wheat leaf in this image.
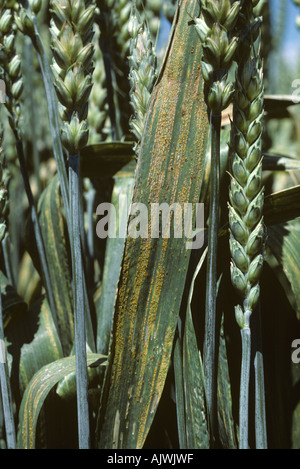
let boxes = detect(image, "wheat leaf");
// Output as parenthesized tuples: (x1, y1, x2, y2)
(96, 0, 209, 449)
(17, 353, 106, 449)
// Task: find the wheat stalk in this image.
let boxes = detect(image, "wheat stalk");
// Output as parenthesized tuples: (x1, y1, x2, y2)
(194, 0, 241, 441)
(0, 138, 14, 288)
(228, 0, 266, 449)
(49, 0, 96, 449)
(0, 138, 8, 246)
(0, 145, 15, 445)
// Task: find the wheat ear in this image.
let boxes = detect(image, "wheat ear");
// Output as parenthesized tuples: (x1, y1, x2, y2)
(128, 1, 157, 159)
(228, 0, 266, 449)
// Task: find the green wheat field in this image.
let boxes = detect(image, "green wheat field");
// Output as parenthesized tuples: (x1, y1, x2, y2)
(0, 0, 300, 450)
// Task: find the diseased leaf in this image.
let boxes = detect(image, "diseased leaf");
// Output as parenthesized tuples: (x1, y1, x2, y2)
(217, 314, 238, 449)
(173, 334, 187, 449)
(0, 271, 27, 328)
(81, 142, 135, 179)
(17, 353, 107, 449)
(96, 0, 209, 448)
(221, 95, 300, 125)
(261, 223, 300, 448)
(96, 161, 135, 354)
(17, 252, 41, 306)
(55, 347, 105, 401)
(38, 175, 74, 355)
(5, 297, 64, 447)
(182, 247, 210, 449)
(264, 95, 300, 119)
(262, 153, 300, 171)
(218, 186, 300, 241)
(6, 297, 63, 404)
(264, 186, 300, 227)
(266, 220, 300, 319)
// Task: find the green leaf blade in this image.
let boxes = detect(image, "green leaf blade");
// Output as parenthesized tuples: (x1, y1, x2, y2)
(96, 0, 209, 449)
(17, 353, 106, 449)
(38, 175, 74, 355)
(96, 162, 135, 354)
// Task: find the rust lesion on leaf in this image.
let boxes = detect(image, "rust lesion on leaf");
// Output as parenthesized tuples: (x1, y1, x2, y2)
(97, 0, 209, 449)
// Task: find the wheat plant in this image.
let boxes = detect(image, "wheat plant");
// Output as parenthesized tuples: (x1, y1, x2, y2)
(194, 0, 240, 440)
(228, 0, 266, 448)
(0, 0, 299, 451)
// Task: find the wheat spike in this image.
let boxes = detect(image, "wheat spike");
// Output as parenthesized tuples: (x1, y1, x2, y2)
(228, 4, 265, 330)
(49, 0, 95, 154)
(128, 2, 157, 158)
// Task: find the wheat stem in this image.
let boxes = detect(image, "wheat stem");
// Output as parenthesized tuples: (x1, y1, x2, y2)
(69, 154, 90, 449)
(0, 128, 14, 287)
(49, 0, 96, 448)
(1, 235, 14, 287)
(0, 287, 16, 449)
(239, 325, 251, 449)
(194, 0, 240, 441)
(0, 129, 15, 449)
(203, 111, 221, 437)
(253, 302, 267, 448)
(228, 0, 266, 449)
